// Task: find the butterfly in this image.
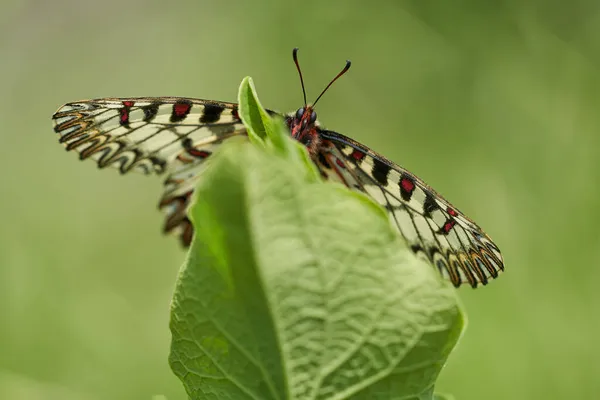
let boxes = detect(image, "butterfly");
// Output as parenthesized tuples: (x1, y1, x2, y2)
(52, 48, 503, 288)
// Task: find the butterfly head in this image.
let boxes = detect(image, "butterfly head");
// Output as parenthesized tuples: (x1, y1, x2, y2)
(288, 105, 319, 147)
(288, 48, 350, 155)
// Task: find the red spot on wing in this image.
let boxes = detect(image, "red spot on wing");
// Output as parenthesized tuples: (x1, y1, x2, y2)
(181, 138, 211, 159)
(170, 100, 193, 123)
(119, 108, 129, 126)
(187, 148, 212, 159)
(335, 158, 346, 169)
(350, 149, 366, 161)
(400, 177, 415, 192)
(231, 107, 240, 121)
(447, 207, 458, 217)
(119, 110, 128, 124)
(399, 175, 416, 201)
(122, 101, 135, 108)
(441, 219, 456, 234)
(174, 102, 191, 117)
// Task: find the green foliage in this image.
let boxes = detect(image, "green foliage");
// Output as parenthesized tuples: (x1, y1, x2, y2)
(168, 78, 464, 399)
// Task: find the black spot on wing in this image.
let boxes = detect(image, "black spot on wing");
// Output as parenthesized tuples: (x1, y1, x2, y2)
(423, 192, 439, 217)
(317, 152, 330, 168)
(371, 158, 391, 186)
(200, 104, 225, 123)
(142, 103, 160, 121)
(149, 156, 167, 173)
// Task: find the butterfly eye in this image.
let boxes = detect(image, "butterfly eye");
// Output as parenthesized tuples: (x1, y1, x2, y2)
(296, 107, 305, 120)
(310, 111, 317, 123)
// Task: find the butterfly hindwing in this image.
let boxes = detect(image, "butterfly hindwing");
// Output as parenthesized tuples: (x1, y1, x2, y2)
(52, 97, 249, 245)
(317, 129, 504, 288)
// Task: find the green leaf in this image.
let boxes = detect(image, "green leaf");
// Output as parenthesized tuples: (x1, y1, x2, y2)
(168, 79, 463, 400)
(237, 76, 273, 144)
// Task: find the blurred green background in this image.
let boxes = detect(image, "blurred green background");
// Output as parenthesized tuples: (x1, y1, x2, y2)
(1, 0, 599, 399)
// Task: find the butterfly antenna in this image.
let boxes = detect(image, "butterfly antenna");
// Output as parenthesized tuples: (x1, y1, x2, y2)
(312, 59, 351, 107)
(292, 48, 307, 106)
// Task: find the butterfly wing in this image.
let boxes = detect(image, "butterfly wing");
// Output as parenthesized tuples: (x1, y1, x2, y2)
(52, 98, 504, 285)
(52, 97, 248, 245)
(316, 129, 504, 288)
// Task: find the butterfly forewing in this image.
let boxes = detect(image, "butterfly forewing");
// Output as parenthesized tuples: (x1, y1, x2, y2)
(316, 129, 504, 288)
(52, 97, 249, 245)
